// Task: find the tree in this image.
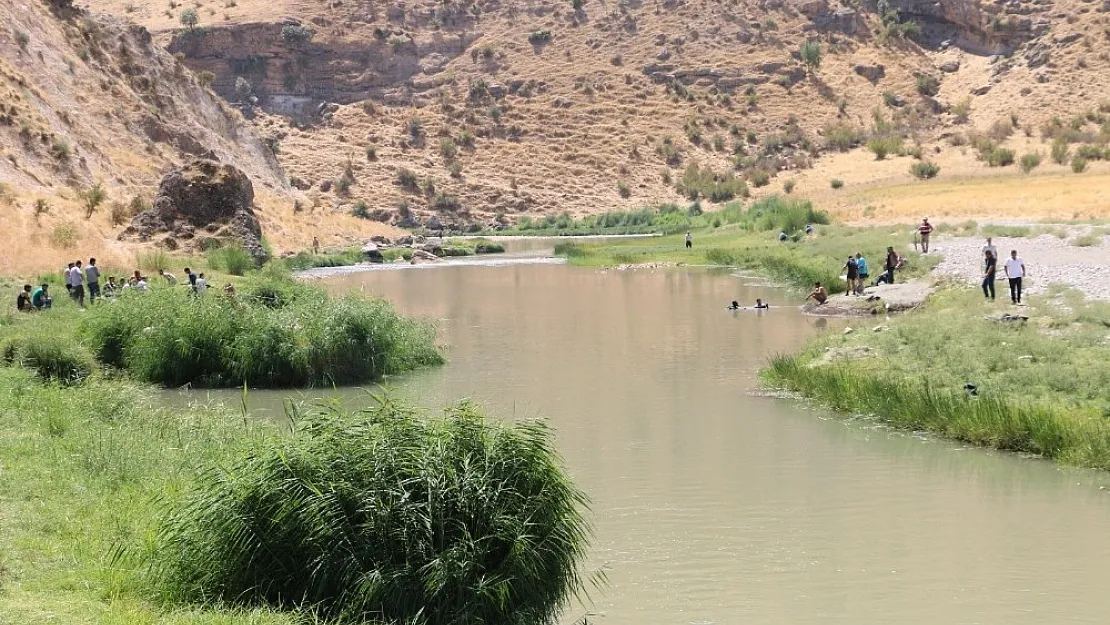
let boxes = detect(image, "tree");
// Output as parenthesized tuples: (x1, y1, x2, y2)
(180, 8, 198, 30)
(799, 40, 822, 73)
(234, 76, 252, 102)
(83, 181, 106, 219)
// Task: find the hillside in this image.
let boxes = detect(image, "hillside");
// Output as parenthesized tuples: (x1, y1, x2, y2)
(2, 0, 1108, 272)
(0, 0, 394, 275)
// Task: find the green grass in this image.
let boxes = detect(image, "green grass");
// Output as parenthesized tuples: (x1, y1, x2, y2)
(495, 203, 710, 236)
(762, 288, 1110, 469)
(278, 248, 364, 271)
(206, 242, 256, 276)
(78, 270, 443, 388)
(147, 398, 592, 624)
(557, 212, 933, 293)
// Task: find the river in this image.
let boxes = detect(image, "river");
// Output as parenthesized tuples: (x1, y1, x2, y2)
(166, 248, 1110, 624)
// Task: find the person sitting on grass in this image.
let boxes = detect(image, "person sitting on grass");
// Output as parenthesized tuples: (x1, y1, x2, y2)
(754, 298, 769, 309)
(159, 268, 178, 286)
(104, 276, 118, 298)
(31, 284, 51, 310)
(778, 231, 788, 242)
(806, 282, 828, 306)
(16, 284, 32, 312)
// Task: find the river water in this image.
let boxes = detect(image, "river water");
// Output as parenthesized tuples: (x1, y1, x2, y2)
(168, 249, 1110, 624)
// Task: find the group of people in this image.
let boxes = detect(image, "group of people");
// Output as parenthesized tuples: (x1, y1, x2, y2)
(980, 237, 1027, 303)
(15, 259, 215, 313)
(728, 298, 770, 310)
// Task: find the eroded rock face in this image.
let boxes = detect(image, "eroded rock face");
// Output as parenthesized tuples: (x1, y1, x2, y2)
(121, 159, 268, 261)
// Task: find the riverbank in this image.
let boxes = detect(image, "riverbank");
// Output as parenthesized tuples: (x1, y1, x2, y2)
(562, 213, 1110, 470)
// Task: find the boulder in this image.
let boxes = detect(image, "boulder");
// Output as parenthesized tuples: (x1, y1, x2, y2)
(853, 63, 885, 83)
(410, 249, 440, 264)
(370, 235, 392, 245)
(120, 159, 268, 262)
(970, 85, 992, 95)
(361, 242, 384, 263)
(939, 60, 960, 73)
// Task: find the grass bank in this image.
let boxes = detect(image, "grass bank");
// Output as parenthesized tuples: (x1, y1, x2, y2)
(763, 288, 1110, 469)
(2, 268, 443, 388)
(556, 197, 938, 292)
(0, 368, 591, 623)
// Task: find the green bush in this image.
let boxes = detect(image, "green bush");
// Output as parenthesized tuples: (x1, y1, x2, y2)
(137, 249, 170, 272)
(867, 136, 902, 160)
(473, 240, 506, 254)
(915, 75, 939, 97)
(1072, 155, 1088, 173)
(985, 147, 1015, 167)
(910, 161, 940, 179)
(744, 195, 830, 233)
(206, 242, 255, 276)
(149, 400, 591, 624)
(799, 40, 821, 71)
(1051, 137, 1070, 165)
(830, 178, 844, 189)
(1020, 152, 1042, 173)
(823, 122, 863, 152)
(1, 333, 94, 384)
(80, 276, 442, 387)
(680, 163, 748, 201)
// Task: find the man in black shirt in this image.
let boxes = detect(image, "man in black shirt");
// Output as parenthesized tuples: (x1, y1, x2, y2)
(16, 284, 32, 312)
(981, 250, 996, 300)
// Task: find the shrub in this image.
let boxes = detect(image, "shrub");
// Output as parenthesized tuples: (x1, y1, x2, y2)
(109, 201, 130, 225)
(234, 76, 252, 102)
(1071, 234, 1099, 247)
(432, 192, 461, 210)
(915, 75, 940, 97)
(680, 163, 749, 201)
(799, 40, 821, 71)
(1, 333, 94, 384)
(1072, 155, 1088, 173)
(745, 195, 830, 233)
(473, 240, 505, 254)
(830, 178, 844, 189)
(528, 30, 552, 44)
(1076, 144, 1106, 161)
(1051, 137, 1070, 165)
(824, 123, 863, 152)
(910, 161, 940, 179)
(1020, 152, 1042, 173)
(867, 135, 902, 160)
(438, 137, 457, 159)
(618, 181, 631, 198)
(747, 170, 770, 188)
(80, 277, 442, 387)
(447, 160, 463, 178)
(179, 8, 198, 29)
(455, 129, 475, 148)
(657, 136, 682, 166)
(396, 168, 418, 189)
(280, 23, 314, 46)
(149, 400, 590, 624)
(407, 116, 422, 138)
(985, 147, 1015, 167)
(365, 145, 377, 161)
(137, 249, 170, 272)
(51, 222, 78, 248)
(83, 181, 106, 218)
(783, 180, 796, 194)
(196, 70, 214, 87)
(206, 242, 255, 276)
(49, 138, 70, 161)
(350, 200, 370, 219)
(951, 98, 971, 123)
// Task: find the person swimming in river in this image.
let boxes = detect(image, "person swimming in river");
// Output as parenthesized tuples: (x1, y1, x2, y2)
(728, 300, 740, 310)
(754, 298, 769, 309)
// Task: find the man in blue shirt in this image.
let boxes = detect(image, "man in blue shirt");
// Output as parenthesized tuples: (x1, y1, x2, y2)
(854, 253, 869, 295)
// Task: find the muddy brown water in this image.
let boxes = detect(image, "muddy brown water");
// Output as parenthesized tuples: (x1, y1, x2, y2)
(165, 255, 1110, 624)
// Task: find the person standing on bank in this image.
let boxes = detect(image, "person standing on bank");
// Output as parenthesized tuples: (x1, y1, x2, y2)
(86, 257, 101, 304)
(685, 232, 692, 249)
(69, 260, 85, 306)
(842, 255, 858, 296)
(884, 246, 898, 285)
(1004, 249, 1026, 304)
(981, 249, 997, 301)
(854, 253, 869, 295)
(918, 218, 934, 253)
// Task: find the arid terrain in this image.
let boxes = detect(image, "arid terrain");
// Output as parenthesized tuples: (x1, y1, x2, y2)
(2, 0, 1110, 272)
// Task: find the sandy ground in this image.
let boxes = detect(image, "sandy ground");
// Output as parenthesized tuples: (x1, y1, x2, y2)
(933, 230, 1110, 301)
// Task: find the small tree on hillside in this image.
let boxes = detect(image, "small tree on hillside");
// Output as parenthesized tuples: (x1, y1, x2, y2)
(180, 8, 198, 30)
(799, 40, 822, 74)
(234, 76, 252, 102)
(83, 181, 106, 219)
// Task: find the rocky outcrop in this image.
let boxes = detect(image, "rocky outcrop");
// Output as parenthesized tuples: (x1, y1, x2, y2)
(120, 159, 268, 261)
(867, 0, 1051, 54)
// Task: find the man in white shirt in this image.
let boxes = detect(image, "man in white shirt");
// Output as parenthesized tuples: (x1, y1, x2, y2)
(69, 260, 85, 307)
(159, 269, 178, 286)
(1003, 249, 1026, 304)
(195, 272, 208, 295)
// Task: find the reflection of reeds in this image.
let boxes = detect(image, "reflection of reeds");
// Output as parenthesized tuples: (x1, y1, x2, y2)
(151, 398, 593, 623)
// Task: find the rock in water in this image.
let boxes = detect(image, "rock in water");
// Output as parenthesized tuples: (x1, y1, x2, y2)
(120, 159, 268, 263)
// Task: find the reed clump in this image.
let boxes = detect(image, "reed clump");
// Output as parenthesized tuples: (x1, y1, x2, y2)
(149, 399, 592, 624)
(81, 273, 442, 387)
(1, 331, 94, 384)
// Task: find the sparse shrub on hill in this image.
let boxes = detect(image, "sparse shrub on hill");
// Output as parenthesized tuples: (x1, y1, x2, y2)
(1076, 144, 1106, 161)
(1051, 137, 1070, 165)
(951, 98, 971, 123)
(82, 181, 105, 219)
(618, 181, 631, 198)
(657, 136, 682, 166)
(799, 40, 822, 72)
(432, 192, 461, 210)
(783, 180, 796, 194)
(407, 116, 423, 138)
(280, 23, 314, 46)
(748, 169, 771, 188)
(830, 178, 844, 189)
(867, 136, 902, 160)
(915, 75, 939, 97)
(528, 29, 552, 44)
(679, 163, 748, 202)
(179, 8, 198, 29)
(1020, 152, 1042, 173)
(396, 167, 418, 190)
(1072, 155, 1088, 173)
(985, 147, 1015, 167)
(149, 400, 590, 625)
(196, 70, 214, 87)
(824, 122, 863, 152)
(910, 161, 940, 179)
